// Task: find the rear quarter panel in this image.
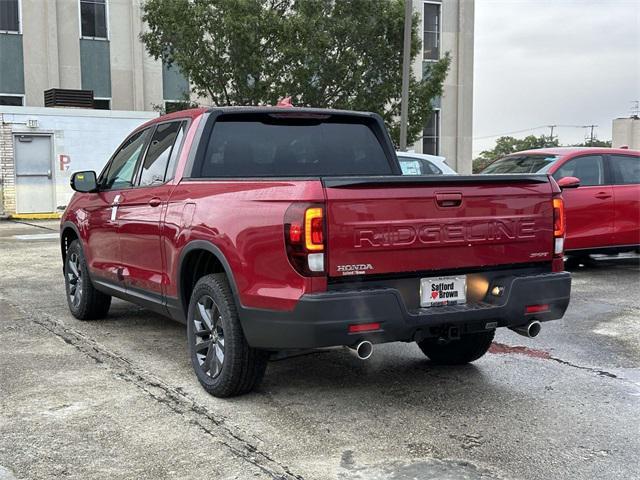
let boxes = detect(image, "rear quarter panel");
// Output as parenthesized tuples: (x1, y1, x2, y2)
(164, 180, 326, 311)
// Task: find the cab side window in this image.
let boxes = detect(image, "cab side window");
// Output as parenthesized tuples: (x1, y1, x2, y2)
(101, 129, 151, 190)
(553, 155, 604, 186)
(137, 121, 185, 187)
(609, 155, 640, 185)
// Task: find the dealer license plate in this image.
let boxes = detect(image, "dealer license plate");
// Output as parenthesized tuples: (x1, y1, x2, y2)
(420, 275, 467, 307)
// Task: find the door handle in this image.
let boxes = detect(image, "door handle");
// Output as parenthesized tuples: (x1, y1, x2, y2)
(436, 193, 463, 208)
(148, 198, 162, 207)
(594, 192, 611, 200)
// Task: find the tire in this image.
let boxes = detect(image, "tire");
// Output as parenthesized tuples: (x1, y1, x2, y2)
(64, 239, 111, 320)
(417, 330, 495, 365)
(565, 254, 592, 268)
(186, 273, 268, 398)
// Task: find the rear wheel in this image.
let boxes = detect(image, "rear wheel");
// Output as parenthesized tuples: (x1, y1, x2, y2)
(64, 240, 111, 320)
(417, 330, 495, 365)
(186, 273, 268, 398)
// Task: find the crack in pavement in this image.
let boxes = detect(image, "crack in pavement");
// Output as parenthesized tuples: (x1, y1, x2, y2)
(491, 342, 640, 387)
(7, 220, 58, 231)
(8, 301, 304, 480)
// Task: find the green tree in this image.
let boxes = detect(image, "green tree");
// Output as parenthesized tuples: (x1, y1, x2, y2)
(472, 134, 559, 173)
(141, 0, 450, 145)
(570, 139, 612, 147)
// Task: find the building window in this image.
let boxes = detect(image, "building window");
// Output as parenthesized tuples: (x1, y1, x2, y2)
(423, 2, 441, 61)
(0, 0, 20, 33)
(422, 109, 440, 155)
(80, 0, 108, 39)
(93, 98, 110, 110)
(0, 94, 23, 106)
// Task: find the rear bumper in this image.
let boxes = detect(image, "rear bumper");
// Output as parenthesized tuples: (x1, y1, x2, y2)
(239, 271, 571, 350)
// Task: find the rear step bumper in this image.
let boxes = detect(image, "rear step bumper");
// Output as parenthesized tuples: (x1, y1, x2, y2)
(239, 271, 571, 350)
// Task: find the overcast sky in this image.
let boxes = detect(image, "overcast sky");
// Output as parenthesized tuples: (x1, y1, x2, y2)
(473, 0, 640, 155)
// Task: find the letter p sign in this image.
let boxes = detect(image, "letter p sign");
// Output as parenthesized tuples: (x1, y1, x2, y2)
(59, 154, 70, 171)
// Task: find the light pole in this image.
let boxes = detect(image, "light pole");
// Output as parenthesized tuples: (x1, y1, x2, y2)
(399, 0, 412, 151)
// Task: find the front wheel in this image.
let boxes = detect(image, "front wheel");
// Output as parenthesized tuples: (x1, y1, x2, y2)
(64, 240, 111, 320)
(417, 330, 495, 365)
(187, 273, 268, 398)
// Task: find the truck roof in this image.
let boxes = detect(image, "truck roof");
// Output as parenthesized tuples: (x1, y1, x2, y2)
(135, 106, 379, 132)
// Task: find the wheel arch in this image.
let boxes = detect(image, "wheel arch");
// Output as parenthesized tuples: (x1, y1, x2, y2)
(177, 240, 242, 322)
(60, 221, 81, 267)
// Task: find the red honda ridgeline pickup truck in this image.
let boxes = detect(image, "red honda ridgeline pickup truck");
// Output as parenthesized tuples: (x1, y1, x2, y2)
(61, 107, 571, 397)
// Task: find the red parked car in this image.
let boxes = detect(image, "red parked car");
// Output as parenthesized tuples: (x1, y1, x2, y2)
(61, 107, 571, 397)
(481, 147, 640, 258)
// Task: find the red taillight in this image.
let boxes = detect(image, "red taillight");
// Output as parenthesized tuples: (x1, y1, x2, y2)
(553, 198, 565, 238)
(348, 322, 381, 333)
(289, 224, 302, 243)
(552, 197, 565, 266)
(526, 304, 550, 314)
(284, 203, 325, 276)
(305, 207, 324, 251)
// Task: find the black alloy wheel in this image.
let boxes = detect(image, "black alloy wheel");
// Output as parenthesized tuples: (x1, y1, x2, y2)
(186, 273, 268, 397)
(66, 250, 83, 309)
(193, 294, 226, 379)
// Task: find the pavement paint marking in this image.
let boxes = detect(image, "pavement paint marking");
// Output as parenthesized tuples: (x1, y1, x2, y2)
(8, 301, 304, 480)
(11, 233, 59, 241)
(490, 342, 551, 359)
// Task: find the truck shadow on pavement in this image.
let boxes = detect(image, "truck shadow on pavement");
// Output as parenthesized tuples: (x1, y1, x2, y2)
(564, 253, 639, 271)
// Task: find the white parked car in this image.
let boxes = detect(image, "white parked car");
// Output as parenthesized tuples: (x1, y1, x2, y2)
(396, 152, 458, 175)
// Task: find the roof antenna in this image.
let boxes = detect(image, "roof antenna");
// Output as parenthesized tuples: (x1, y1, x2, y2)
(276, 96, 294, 108)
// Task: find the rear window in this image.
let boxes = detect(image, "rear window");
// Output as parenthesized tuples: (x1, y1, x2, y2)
(609, 154, 640, 185)
(399, 157, 442, 175)
(481, 154, 559, 174)
(197, 116, 392, 177)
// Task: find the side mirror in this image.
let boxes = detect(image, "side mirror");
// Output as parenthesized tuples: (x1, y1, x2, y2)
(70, 171, 98, 193)
(557, 176, 580, 189)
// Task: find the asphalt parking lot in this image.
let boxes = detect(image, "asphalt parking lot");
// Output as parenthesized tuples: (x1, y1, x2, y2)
(1, 220, 639, 480)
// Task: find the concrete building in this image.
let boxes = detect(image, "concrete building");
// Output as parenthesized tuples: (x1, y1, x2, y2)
(411, 0, 474, 174)
(0, 0, 188, 112)
(612, 116, 640, 150)
(0, 0, 474, 215)
(0, 107, 156, 216)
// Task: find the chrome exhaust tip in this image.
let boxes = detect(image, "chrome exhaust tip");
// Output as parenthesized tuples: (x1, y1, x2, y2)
(510, 320, 542, 338)
(348, 341, 373, 360)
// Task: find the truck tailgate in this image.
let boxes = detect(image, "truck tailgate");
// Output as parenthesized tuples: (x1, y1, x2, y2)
(323, 175, 554, 277)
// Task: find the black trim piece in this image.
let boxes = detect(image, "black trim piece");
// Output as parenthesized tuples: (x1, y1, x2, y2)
(92, 278, 170, 318)
(322, 174, 551, 188)
(176, 240, 241, 316)
(60, 221, 80, 267)
(166, 296, 184, 323)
